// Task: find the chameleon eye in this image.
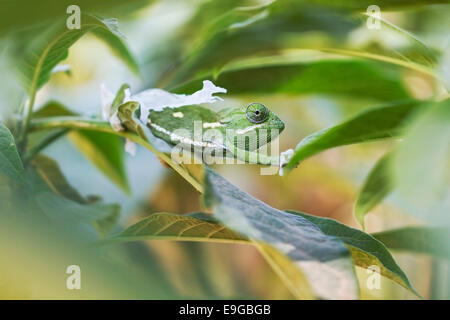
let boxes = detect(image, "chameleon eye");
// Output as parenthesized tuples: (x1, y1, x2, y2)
(246, 103, 269, 124)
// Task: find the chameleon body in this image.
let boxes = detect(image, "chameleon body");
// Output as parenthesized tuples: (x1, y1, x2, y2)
(146, 103, 285, 165)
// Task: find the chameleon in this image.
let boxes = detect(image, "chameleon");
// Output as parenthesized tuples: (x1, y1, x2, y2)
(146, 102, 285, 166)
(117, 101, 287, 167)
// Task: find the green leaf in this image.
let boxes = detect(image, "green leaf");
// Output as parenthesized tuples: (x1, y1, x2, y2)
(110, 83, 130, 117)
(34, 101, 76, 118)
(391, 99, 450, 224)
(31, 154, 85, 203)
(92, 203, 121, 237)
(30, 157, 121, 237)
(0, 0, 154, 37)
(34, 101, 131, 194)
(0, 123, 27, 184)
(175, 57, 410, 101)
(293, 0, 448, 10)
(287, 210, 421, 297)
(114, 212, 247, 244)
(35, 191, 111, 223)
(30, 116, 204, 193)
(91, 19, 140, 76)
(355, 153, 393, 229)
(203, 166, 358, 300)
(373, 227, 450, 260)
(35, 191, 120, 240)
(110, 212, 315, 299)
(17, 14, 138, 97)
(69, 130, 130, 194)
(167, 1, 439, 88)
(168, 2, 356, 87)
(285, 100, 423, 172)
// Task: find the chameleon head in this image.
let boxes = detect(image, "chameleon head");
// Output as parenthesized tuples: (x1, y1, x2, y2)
(219, 103, 285, 150)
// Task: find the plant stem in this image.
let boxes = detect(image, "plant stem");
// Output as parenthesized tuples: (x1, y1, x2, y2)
(17, 94, 36, 153)
(29, 116, 204, 193)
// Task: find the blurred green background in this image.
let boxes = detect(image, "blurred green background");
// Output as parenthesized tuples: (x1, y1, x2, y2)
(0, 0, 448, 299)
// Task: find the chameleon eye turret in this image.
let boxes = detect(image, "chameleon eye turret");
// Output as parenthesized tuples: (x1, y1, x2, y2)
(246, 103, 269, 124)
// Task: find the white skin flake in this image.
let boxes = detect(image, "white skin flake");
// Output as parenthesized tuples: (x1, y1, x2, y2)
(124, 80, 227, 123)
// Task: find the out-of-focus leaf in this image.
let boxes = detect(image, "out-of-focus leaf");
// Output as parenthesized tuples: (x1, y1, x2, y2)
(0, 123, 27, 184)
(299, 0, 448, 10)
(91, 20, 140, 76)
(34, 101, 76, 118)
(167, 1, 439, 88)
(0, 0, 153, 36)
(391, 99, 450, 225)
(204, 166, 358, 300)
(284, 100, 423, 172)
(30, 158, 121, 237)
(31, 154, 85, 203)
(288, 210, 420, 297)
(175, 56, 410, 101)
(373, 226, 450, 260)
(16, 14, 138, 98)
(34, 101, 131, 194)
(254, 242, 315, 299)
(92, 203, 121, 237)
(355, 153, 393, 229)
(167, 2, 357, 87)
(69, 130, 130, 194)
(30, 116, 204, 193)
(110, 212, 315, 299)
(35, 191, 110, 223)
(35, 191, 120, 239)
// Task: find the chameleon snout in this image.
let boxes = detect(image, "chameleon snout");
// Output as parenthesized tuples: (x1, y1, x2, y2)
(270, 116, 285, 132)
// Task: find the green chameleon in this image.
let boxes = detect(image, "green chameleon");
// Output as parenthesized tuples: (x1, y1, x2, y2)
(146, 103, 285, 165)
(117, 99, 292, 169)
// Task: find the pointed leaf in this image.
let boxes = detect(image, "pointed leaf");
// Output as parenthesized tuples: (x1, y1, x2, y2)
(288, 210, 421, 297)
(31, 154, 85, 203)
(204, 166, 358, 300)
(284, 100, 423, 172)
(355, 153, 393, 229)
(17, 14, 138, 97)
(68, 130, 130, 194)
(373, 227, 450, 260)
(391, 99, 450, 224)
